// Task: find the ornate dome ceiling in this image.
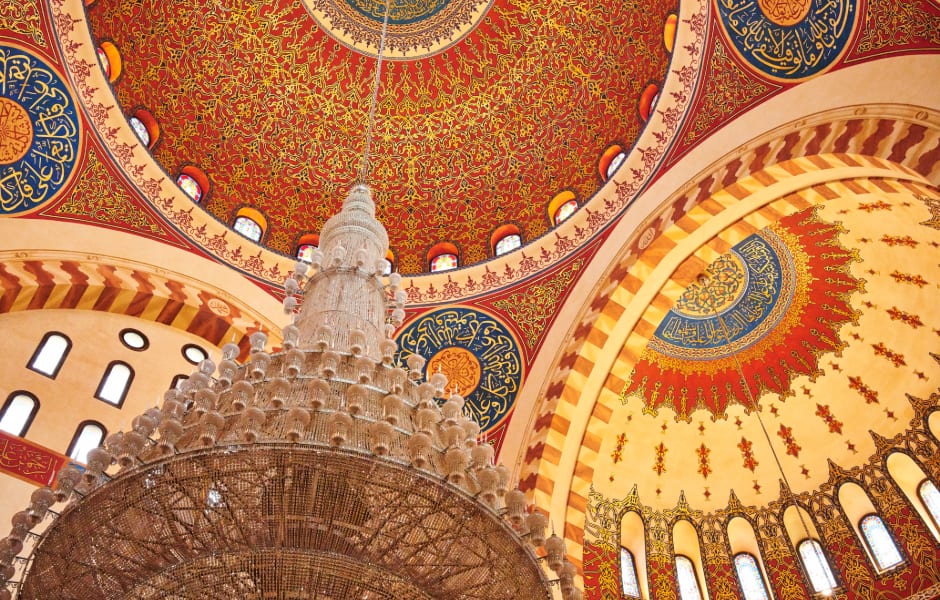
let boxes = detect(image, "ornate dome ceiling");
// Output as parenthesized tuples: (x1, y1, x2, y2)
(87, 0, 675, 272)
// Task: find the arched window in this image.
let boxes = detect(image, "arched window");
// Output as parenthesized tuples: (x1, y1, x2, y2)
(28, 332, 72, 378)
(554, 199, 577, 224)
(495, 233, 522, 256)
(675, 555, 703, 600)
(95, 361, 134, 407)
(128, 108, 159, 148)
(859, 514, 904, 571)
(233, 207, 267, 242)
(734, 553, 770, 600)
(639, 83, 660, 122)
(797, 539, 837, 594)
(67, 421, 106, 463)
(620, 547, 640, 598)
(598, 144, 626, 181)
(548, 190, 578, 226)
(919, 480, 940, 531)
(177, 174, 202, 202)
(0, 392, 39, 437)
(492, 224, 523, 257)
(428, 242, 460, 273)
(96, 41, 122, 83)
(430, 253, 458, 272)
(294, 234, 321, 262)
(234, 216, 262, 241)
(663, 13, 678, 53)
(383, 250, 395, 275)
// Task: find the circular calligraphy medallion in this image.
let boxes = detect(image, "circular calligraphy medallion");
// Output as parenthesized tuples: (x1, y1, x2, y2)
(395, 307, 523, 431)
(714, 0, 858, 81)
(757, 0, 812, 26)
(427, 346, 483, 398)
(0, 98, 33, 164)
(302, 0, 492, 59)
(0, 45, 81, 216)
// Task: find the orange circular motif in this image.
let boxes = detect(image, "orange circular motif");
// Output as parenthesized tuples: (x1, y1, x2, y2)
(427, 347, 482, 398)
(0, 98, 33, 165)
(757, 0, 812, 26)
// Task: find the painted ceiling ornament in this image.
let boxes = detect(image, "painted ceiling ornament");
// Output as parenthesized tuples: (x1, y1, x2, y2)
(714, 0, 858, 81)
(0, 45, 81, 216)
(621, 207, 862, 421)
(396, 306, 523, 431)
(302, 0, 492, 58)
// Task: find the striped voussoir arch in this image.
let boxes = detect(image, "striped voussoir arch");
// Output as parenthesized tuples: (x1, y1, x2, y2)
(0, 253, 281, 355)
(517, 151, 939, 570)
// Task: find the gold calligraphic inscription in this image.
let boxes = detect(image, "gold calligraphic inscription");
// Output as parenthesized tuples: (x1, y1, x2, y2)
(427, 346, 482, 397)
(757, 0, 811, 26)
(0, 97, 32, 164)
(674, 253, 746, 317)
(0, 433, 67, 487)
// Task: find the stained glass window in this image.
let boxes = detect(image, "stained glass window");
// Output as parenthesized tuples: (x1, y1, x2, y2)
(620, 547, 640, 597)
(297, 244, 317, 262)
(68, 422, 106, 464)
(495, 233, 522, 256)
(96, 47, 111, 78)
(860, 514, 903, 570)
(554, 199, 578, 225)
(675, 556, 703, 600)
(234, 216, 263, 241)
(28, 332, 71, 378)
(919, 480, 940, 529)
(177, 173, 203, 202)
(606, 152, 626, 179)
(430, 253, 458, 272)
(734, 553, 770, 600)
(798, 539, 837, 594)
(129, 116, 150, 146)
(95, 362, 134, 406)
(0, 393, 39, 437)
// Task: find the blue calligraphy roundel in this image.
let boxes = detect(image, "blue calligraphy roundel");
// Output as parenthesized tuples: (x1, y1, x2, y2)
(0, 45, 81, 216)
(714, 0, 858, 81)
(649, 230, 796, 361)
(395, 307, 523, 432)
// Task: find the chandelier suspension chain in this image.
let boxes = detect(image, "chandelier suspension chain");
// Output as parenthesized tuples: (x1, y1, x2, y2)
(358, 0, 393, 185)
(699, 274, 834, 593)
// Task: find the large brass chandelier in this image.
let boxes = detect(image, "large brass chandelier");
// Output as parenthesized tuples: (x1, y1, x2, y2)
(0, 0, 578, 597)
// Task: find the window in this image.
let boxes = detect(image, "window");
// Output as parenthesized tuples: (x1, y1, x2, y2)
(129, 116, 151, 146)
(495, 233, 522, 256)
(606, 152, 626, 179)
(428, 242, 460, 273)
(297, 243, 317, 262)
(27, 332, 72, 378)
(0, 392, 39, 437)
(554, 199, 578, 225)
(797, 539, 837, 594)
(234, 216, 263, 241)
(96, 46, 111, 79)
(177, 173, 203, 202)
(734, 553, 770, 600)
(859, 514, 903, 571)
(119, 328, 149, 351)
(675, 555, 703, 600)
(620, 547, 640, 597)
(430, 253, 458, 272)
(182, 344, 209, 365)
(95, 361, 134, 407)
(919, 480, 940, 530)
(67, 421, 106, 464)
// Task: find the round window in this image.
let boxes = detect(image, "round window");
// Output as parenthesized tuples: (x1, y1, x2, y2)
(182, 344, 209, 365)
(119, 329, 149, 351)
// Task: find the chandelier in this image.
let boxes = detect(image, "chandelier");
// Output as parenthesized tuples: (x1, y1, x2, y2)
(0, 1, 579, 598)
(0, 182, 576, 599)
